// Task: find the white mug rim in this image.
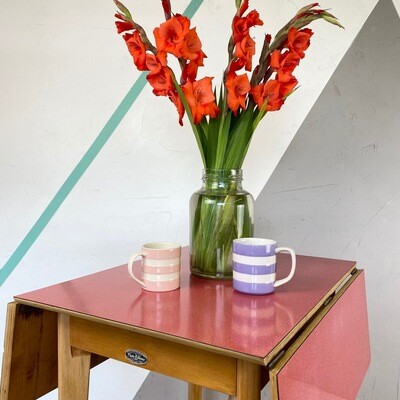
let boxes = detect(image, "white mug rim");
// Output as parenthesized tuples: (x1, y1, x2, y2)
(142, 242, 181, 250)
(233, 238, 277, 246)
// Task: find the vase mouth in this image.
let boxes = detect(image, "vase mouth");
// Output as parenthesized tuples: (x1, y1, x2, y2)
(202, 169, 243, 181)
(203, 168, 242, 172)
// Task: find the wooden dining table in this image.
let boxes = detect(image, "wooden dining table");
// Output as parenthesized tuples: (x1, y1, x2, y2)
(0, 249, 370, 399)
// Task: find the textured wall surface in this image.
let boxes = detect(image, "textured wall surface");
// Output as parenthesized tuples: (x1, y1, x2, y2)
(256, 0, 400, 398)
(0, 0, 392, 398)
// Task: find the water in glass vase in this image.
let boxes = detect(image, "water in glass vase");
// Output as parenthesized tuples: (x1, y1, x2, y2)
(189, 169, 254, 279)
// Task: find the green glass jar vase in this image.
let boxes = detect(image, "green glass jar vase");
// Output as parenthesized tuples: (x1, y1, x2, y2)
(189, 169, 254, 279)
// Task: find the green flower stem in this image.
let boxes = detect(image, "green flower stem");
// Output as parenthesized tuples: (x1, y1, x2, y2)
(224, 107, 255, 168)
(190, 177, 254, 278)
(214, 110, 231, 169)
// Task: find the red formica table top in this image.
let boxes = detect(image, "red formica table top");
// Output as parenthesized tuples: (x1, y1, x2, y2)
(15, 249, 355, 364)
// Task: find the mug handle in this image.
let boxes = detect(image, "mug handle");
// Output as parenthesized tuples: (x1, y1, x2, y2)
(128, 253, 147, 288)
(274, 247, 296, 288)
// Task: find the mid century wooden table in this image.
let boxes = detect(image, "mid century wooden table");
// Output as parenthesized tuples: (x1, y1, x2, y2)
(0, 250, 370, 399)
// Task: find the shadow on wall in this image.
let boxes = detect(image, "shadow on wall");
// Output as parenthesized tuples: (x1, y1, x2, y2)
(255, 0, 400, 399)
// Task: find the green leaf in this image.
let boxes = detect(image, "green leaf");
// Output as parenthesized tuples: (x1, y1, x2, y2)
(207, 113, 219, 168)
(213, 84, 233, 169)
(223, 108, 255, 169)
(252, 106, 266, 132)
(197, 120, 209, 166)
(214, 110, 232, 169)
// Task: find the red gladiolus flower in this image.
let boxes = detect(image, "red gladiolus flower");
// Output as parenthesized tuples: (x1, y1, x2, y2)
(232, 17, 248, 44)
(234, 35, 256, 71)
(181, 77, 220, 124)
(145, 52, 167, 75)
(124, 31, 148, 71)
(232, 10, 263, 44)
(270, 50, 301, 82)
(168, 89, 185, 126)
(115, 14, 135, 34)
(182, 61, 199, 83)
(154, 14, 190, 58)
(279, 76, 298, 97)
(147, 66, 174, 96)
(225, 73, 251, 116)
(180, 28, 203, 60)
(182, 49, 206, 83)
(251, 80, 283, 111)
(146, 54, 161, 74)
(246, 10, 263, 28)
(228, 58, 246, 75)
(194, 49, 206, 66)
(286, 27, 314, 59)
(238, 0, 249, 17)
(147, 63, 185, 125)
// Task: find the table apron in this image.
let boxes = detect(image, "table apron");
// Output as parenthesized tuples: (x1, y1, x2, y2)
(69, 316, 237, 395)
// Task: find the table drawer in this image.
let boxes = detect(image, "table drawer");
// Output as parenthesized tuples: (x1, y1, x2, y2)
(70, 317, 237, 395)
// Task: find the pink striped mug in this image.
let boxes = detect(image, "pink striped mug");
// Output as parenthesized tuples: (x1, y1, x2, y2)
(128, 242, 181, 292)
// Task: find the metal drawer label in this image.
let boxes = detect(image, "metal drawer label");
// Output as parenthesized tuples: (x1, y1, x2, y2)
(125, 349, 148, 365)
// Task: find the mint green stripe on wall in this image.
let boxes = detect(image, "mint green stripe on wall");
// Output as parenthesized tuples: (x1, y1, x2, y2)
(0, 0, 204, 287)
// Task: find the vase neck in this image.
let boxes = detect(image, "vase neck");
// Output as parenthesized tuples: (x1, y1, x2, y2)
(202, 169, 243, 190)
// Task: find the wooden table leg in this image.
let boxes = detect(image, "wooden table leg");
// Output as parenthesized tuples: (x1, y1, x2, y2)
(58, 314, 91, 400)
(188, 383, 202, 400)
(1, 303, 58, 400)
(236, 360, 261, 400)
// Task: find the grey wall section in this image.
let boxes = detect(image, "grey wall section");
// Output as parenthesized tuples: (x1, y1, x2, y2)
(132, 0, 400, 398)
(256, 0, 400, 398)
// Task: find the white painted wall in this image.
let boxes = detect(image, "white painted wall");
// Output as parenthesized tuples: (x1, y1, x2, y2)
(0, 0, 380, 398)
(394, 0, 400, 14)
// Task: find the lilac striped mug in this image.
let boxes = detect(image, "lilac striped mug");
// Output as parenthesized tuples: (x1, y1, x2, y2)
(232, 238, 296, 295)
